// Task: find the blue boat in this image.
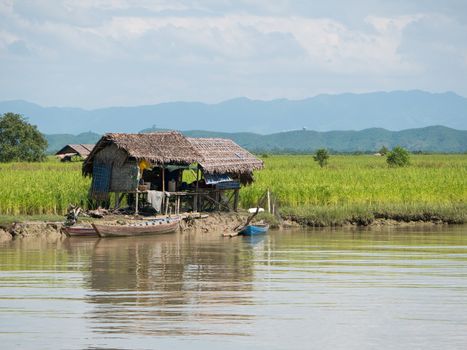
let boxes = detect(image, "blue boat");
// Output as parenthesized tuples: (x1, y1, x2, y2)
(239, 224, 269, 236)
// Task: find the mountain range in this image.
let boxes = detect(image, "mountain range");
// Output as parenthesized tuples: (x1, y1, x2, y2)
(45, 126, 467, 154)
(1, 90, 466, 135)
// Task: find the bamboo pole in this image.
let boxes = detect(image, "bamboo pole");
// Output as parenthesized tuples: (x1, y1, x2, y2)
(194, 165, 200, 212)
(135, 161, 139, 215)
(267, 188, 271, 213)
(161, 165, 165, 211)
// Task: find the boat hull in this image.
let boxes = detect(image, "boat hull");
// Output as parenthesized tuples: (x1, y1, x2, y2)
(92, 218, 180, 238)
(239, 224, 269, 236)
(64, 226, 98, 237)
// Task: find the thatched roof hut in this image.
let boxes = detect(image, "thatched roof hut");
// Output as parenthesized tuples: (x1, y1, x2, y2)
(83, 131, 200, 176)
(55, 144, 94, 160)
(82, 131, 264, 211)
(187, 137, 263, 175)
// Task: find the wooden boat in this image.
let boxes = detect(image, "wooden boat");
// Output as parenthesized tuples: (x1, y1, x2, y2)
(239, 223, 269, 236)
(92, 217, 180, 238)
(64, 225, 98, 237)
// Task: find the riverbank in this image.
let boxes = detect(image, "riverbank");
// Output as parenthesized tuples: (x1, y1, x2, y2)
(0, 208, 463, 242)
(280, 203, 466, 227)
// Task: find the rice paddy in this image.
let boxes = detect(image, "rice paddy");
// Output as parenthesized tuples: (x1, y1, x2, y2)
(241, 154, 467, 224)
(0, 155, 466, 224)
(0, 160, 90, 216)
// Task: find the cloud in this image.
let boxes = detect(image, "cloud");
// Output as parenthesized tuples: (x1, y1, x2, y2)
(0, 1, 466, 107)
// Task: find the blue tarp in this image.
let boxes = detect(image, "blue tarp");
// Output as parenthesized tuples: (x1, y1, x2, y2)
(204, 173, 232, 185)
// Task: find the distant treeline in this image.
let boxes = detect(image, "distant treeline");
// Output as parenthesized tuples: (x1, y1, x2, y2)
(45, 125, 467, 154)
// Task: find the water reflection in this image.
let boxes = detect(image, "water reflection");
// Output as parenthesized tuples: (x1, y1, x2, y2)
(86, 233, 256, 336)
(0, 226, 467, 349)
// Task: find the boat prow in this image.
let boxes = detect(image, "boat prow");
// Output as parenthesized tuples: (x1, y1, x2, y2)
(64, 225, 98, 237)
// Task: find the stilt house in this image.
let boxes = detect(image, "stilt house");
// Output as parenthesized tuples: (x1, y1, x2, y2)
(82, 131, 263, 213)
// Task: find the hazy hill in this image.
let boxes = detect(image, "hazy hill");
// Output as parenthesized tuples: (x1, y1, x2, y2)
(46, 132, 101, 153)
(45, 126, 466, 154)
(3, 90, 467, 134)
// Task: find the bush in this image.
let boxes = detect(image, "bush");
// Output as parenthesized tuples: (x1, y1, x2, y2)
(387, 146, 410, 167)
(313, 148, 330, 167)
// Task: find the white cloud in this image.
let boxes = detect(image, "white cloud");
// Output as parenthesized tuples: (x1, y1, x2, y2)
(0, 1, 466, 106)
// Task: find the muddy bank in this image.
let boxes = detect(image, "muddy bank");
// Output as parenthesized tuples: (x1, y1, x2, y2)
(0, 213, 253, 241)
(0, 212, 458, 241)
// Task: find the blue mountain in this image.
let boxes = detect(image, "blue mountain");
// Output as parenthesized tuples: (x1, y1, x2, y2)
(1, 90, 466, 134)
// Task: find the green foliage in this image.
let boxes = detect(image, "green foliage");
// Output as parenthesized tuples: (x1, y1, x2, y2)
(0, 113, 48, 162)
(387, 146, 410, 167)
(313, 148, 330, 167)
(378, 145, 389, 155)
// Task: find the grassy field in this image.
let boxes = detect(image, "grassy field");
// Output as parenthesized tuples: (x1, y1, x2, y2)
(0, 155, 466, 225)
(242, 154, 467, 225)
(0, 160, 90, 216)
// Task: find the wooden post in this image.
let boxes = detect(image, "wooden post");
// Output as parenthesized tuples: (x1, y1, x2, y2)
(267, 189, 271, 213)
(194, 166, 200, 212)
(114, 192, 120, 209)
(164, 194, 169, 216)
(215, 190, 220, 211)
(135, 161, 140, 215)
(233, 189, 239, 212)
(161, 165, 165, 210)
(135, 190, 139, 215)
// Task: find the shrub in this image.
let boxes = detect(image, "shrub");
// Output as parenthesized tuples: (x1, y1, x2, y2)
(387, 146, 410, 167)
(313, 148, 330, 167)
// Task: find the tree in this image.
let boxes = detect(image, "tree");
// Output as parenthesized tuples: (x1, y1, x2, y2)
(378, 145, 389, 155)
(313, 148, 330, 167)
(386, 146, 410, 167)
(0, 113, 48, 162)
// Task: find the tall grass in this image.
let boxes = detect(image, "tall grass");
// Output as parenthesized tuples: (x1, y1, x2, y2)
(0, 160, 90, 215)
(0, 155, 466, 223)
(241, 154, 467, 224)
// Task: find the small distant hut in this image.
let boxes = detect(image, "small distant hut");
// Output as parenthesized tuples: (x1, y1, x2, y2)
(82, 131, 263, 214)
(55, 144, 95, 162)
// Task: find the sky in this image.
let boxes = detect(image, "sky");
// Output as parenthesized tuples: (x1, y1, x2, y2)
(0, 0, 466, 108)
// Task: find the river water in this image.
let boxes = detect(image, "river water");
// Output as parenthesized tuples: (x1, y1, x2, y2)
(1, 226, 467, 349)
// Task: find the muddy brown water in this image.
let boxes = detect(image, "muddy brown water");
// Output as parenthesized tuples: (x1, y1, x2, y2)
(1, 226, 467, 349)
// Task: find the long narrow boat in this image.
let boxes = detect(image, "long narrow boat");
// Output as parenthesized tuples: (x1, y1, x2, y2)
(64, 225, 98, 237)
(239, 223, 269, 236)
(92, 217, 180, 238)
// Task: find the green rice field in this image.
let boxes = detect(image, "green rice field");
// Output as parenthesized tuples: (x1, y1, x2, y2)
(0, 155, 466, 224)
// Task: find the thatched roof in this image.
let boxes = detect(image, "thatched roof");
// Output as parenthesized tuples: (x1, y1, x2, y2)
(83, 131, 200, 175)
(187, 137, 263, 175)
(55, 144, 95, 158)
(83, 131, 263, 179)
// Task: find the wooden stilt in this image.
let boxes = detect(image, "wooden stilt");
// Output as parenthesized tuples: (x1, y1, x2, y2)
(194, 166, 200, 212)
(267, 189, 271, 213)
(233, 189, 239, 212)
(161, 165, 166, 211)
(135, 190, 139, 215)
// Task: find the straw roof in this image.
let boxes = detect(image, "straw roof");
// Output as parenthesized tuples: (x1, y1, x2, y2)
(55, 144, 95, 158)
(187, 137, 263, 175)
(83, 131, 263, 178)
(83, 131, 200, 175)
